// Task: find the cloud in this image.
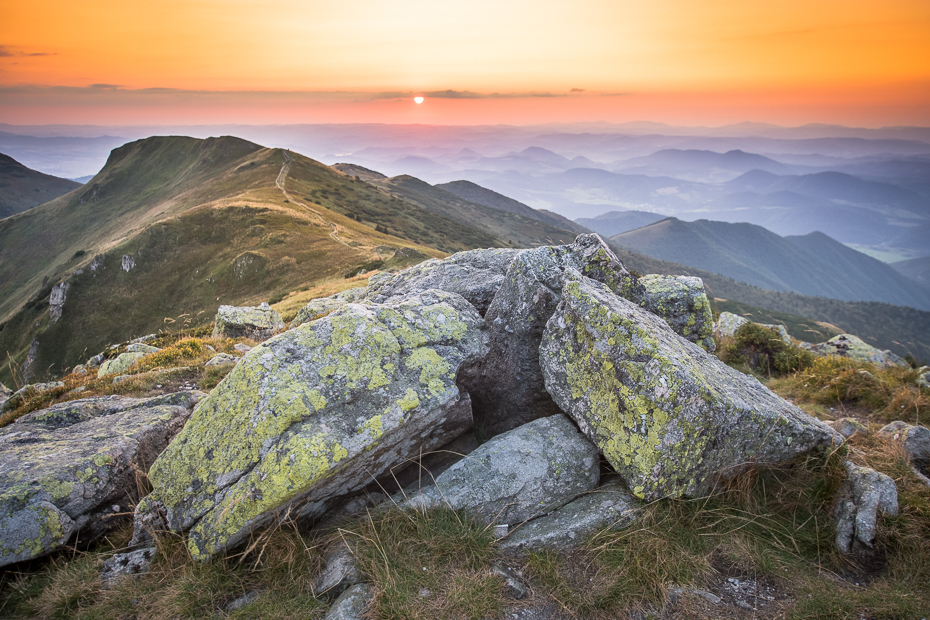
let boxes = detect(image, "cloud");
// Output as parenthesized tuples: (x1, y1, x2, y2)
(88, 83, 123, 90)
(0, 45, 56, 58)
(570, 88, 585, 93)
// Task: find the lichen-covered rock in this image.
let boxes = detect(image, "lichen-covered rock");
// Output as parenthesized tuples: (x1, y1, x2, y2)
(364, 247, 521, 315)
(144, 290, 488, 561)
(834, 462, 899, 554)
(714, 312, 749, 339)
(811, 334, 906, 368)
(1, 382, 66, 413)
(499, 478, 640, 552)
(917, 366, 930, 389)
(291, 295, 354, 329)
(212, 302, 285, 341)
(205, 353, 240, 367)
(878, 421, 930, 466)
(830, 418, 868, 439)
(126, 343, 160, 354)
(461, 234, 646, 435)
(97, 352, 146, 378)
(0, 392, 200, 567)
(405, 415, 600, 525)
(0, 383, 11, 410)
(323, 583, 372, 620)
(639, 274, 715, 351)
(540, 271, 841, 500)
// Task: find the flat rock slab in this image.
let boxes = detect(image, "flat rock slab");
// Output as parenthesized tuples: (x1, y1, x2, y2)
(145, 289, 488, 560)
(406, 414, 600, 525)
(540, 272, 841, 500)
(500, 479, 641, 552)
(0, 392, 200, 567)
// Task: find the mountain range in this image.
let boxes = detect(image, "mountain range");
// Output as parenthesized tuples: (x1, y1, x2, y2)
(0, 153, 81, 219)
(609, 218, 930, 310)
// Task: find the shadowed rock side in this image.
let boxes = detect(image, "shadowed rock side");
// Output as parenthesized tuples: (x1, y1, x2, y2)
(0, 392, 201, 567)
(640, 274, 715, 351)
(460, 234, 647, 436)
(540, 271, 841, 500)
(143, 289, 488, 560)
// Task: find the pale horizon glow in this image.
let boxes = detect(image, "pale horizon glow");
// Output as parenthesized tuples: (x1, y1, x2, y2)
(1, 0, 929, 126)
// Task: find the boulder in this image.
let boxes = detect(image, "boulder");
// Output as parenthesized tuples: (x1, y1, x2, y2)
(364, 248, 521, 315)
(0, 383, 11, 409)
(810, 334, 906, 368)
(142, 289, 488, 560)
(877, 421, 930, 467)
(714, 312, 749, 339)
(834, 462, 899, 554)
(460, 234, 645, 435)
(126, 343, 160, 354)
(540, 271, 841, 500)
(639, 274, 715, 351)
(212, 302, 285, 341)
(405, 414, 600, 525)
(291, 295, 354, 329)
(205, 353, 240, 367)
(917, 366, 929, 389)
(323, 583, 372, 620)
(98, 352, 146, 378)
(1, 382, 66, 413)
(499, 478, 640, 552)
(0, 392, 200, 567)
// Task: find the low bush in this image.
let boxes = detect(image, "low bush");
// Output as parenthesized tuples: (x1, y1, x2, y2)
(717, 323, 814, 377)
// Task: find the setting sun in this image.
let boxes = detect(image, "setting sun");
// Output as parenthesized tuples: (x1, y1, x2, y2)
(414, 96, 424, 104)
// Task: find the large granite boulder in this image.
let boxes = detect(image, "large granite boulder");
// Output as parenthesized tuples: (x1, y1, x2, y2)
(143, 289, 488, 560)
(364, 248, 521, 315)
(810, 334, 906, 368)
(540, 271, 841, 500)
(639, 274, 715, 351)
(460, 234, 646, 435)
(0, 392, 200, 567)
(212, 302, 285, 341)
(405, 414, 600, 525)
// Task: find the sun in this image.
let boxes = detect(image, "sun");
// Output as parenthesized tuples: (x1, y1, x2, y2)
(414, 96, 424, 104)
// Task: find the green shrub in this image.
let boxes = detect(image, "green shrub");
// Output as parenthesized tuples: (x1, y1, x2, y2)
(719, 323, 814, 376)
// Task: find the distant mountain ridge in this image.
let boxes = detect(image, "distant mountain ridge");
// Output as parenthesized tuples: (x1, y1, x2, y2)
(575, 210, 666, 237)
(0, 153, 81, 219)
(609, 218, 930, 311)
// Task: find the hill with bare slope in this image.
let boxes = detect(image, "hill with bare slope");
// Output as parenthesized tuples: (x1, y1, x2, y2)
(0, 153, 81, 219)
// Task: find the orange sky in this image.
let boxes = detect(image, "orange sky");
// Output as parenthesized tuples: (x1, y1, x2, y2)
(1, 0, 929, 126)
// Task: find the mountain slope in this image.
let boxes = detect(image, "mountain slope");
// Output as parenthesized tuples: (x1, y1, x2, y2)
(891, 256, 930, 289)
(609, 218, 930, 310)
(0, 136, 509, 384)
(0, 153, 81, 218)
(435, 179, 590, 233)
(575, 210, 666, 237)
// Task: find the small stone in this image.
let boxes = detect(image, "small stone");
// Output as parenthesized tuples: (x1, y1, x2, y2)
(834, 461, 899, 554)
(492, 563, 529, 599)
(831, 418, 868, 439)
(314, 542, 360, 598)
(100, 547, 156, 586)
(205, 353, 240, 367)
(323, 584, 372, 620)
(234, 343, 252, 353)
(226, 591, 260, 612)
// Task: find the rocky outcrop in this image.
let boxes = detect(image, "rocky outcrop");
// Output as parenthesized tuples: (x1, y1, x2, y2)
(205, 353, 240, 367)
(811, 334, 906, 368)
(405, 415, 600, 525)
(143, 289, 488, 560)
(364, 248, 521, 315)
(461, 234, 646, 435)
(640, 274, 714, 351)
(540, 271, 841, 500)
(714, 312, 749, 339)
(290, 292, 358, 329)
(49, 281, 70, 323)
(212, 302, 285, 341)
(0, 392, 200, 567)
(834, 462, 899, 554)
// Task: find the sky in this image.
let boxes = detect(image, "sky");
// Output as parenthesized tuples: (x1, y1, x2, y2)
(1, 0, 929, 127)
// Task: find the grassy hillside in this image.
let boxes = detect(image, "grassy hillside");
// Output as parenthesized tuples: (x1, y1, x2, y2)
(0, 136, 521, 385)
(0, 153, 82, 219)
(610, 218, 930, 310)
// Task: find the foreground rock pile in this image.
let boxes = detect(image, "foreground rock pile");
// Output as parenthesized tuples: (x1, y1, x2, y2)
(4, 233, 911, 601)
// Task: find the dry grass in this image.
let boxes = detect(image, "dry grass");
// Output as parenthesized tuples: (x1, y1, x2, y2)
(270, 273, 372, 323)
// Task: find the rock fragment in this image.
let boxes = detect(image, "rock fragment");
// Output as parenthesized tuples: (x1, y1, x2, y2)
(323, 583, 372, 620)
(811, 334, 906, 368)
(834, 462, 898, 554)
(640, 274, 715, 351)
(212, 302, 285, 341)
